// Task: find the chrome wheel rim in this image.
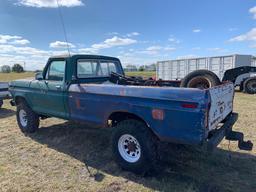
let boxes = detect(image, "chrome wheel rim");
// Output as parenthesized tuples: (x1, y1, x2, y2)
(19, 109, 28, 127)
(118, 134, 141, 163)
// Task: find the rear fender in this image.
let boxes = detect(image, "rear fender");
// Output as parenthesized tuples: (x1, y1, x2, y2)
(222, 66, 256, 82)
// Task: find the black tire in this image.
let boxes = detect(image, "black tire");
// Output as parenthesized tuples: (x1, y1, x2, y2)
(243, 77, 256, 94)
(180, 70, 221, 89)
(239, 82, 244, 92)
(112, 120, 158, 174)
(0, 100, 3, 108)
(16, 101, 39, 133)
(240, 78, 248, 92)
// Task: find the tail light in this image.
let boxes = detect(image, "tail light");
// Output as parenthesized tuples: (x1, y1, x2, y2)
(181, 103, 198, 109)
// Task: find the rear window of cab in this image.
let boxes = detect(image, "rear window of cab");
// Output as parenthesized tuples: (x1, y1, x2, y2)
(77, 60, 118, 78)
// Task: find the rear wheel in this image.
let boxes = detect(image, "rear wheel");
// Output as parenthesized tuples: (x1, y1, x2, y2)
(243, 77, 256, 94)
(112, 120, 158, 174)
(16, 101, 39, 133)
(180, 70, 221, 89)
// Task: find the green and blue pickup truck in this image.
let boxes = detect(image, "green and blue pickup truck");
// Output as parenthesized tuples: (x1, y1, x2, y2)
(9, 54, 253, 174)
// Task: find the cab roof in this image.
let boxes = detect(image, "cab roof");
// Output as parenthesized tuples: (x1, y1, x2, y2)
(49, 54, 120, 61)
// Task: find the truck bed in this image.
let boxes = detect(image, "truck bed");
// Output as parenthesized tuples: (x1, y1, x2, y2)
(68, 82, 234, 145)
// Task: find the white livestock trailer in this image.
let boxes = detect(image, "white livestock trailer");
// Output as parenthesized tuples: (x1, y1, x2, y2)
(156, 54, 256, 94)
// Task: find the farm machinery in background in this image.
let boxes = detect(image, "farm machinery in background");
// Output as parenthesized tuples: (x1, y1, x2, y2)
(156, 54, 256, 94)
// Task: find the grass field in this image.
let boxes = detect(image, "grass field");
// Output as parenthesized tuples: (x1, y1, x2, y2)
(0, 72, 35, 82)
(125, 71, 156, 78)
(0, 72, 255, 191)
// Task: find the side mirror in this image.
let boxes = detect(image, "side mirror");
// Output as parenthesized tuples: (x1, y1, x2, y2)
(35, 72, 43, 80)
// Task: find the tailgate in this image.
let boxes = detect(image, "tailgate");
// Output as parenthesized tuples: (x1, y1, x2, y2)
(208, 83, 234, 131)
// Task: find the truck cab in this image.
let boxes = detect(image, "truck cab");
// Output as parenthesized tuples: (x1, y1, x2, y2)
(19, 55, 124, 119)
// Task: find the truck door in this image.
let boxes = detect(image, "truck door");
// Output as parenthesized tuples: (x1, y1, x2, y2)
(38, 59, 68, 118)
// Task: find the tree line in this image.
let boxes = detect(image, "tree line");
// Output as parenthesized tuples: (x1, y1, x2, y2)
(1, 64, 24, 73)
(125, 63, 156, 72)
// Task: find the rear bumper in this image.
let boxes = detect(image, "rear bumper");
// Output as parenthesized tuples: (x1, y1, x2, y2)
(207, 112, 253, 151)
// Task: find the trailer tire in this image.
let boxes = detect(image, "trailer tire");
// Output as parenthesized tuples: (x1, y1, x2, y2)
(239, 78, 248, 92)
(112, 119, 158, 174)
(243, 77, 256, 94)
(180, 70, 221, 89)
(239, 82, 244, 92)
(16, 101, 39, 133)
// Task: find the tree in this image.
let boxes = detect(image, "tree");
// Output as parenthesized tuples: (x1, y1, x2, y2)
(144, 64, 156, 71)
(1, 65, 11, 73)
(125, 64, 137, 72)
(12, 64, 24, 73)
(139, 66, 144, 71)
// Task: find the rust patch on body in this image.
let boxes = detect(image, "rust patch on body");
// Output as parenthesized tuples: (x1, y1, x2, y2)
(75, 98, 81, 109)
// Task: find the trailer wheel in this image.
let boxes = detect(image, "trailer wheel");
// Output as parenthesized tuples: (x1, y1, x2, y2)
(239, 78, 248, 92)
(112, 119, 158, 174)
(180, 70, 221, 89)
(16, 101, 39, 133)
(239, 82, 244, 92)
(243, 77, 256, 94)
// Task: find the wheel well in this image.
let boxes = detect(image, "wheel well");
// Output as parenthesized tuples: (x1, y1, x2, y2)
(15, 96, 26, 105)
(108, 112, 159, 142)
(108, 112, 149, 127)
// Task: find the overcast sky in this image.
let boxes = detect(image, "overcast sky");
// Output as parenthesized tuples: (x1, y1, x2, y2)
(0, 0, 256, 70)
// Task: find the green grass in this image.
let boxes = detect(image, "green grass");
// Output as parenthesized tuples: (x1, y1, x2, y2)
(0, 72, 35, 82)
(125, 71, 156, 78)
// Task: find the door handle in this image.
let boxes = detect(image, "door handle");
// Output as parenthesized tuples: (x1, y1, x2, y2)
(55, 85, 61, 89)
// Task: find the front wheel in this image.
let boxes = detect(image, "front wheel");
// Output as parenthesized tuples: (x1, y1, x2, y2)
(16, 101, 39, 133)
(112, 120, 158, 174)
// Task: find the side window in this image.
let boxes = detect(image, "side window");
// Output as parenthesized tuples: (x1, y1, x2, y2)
(45, 60, 66, 81)
(77, 60, 98, 78)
